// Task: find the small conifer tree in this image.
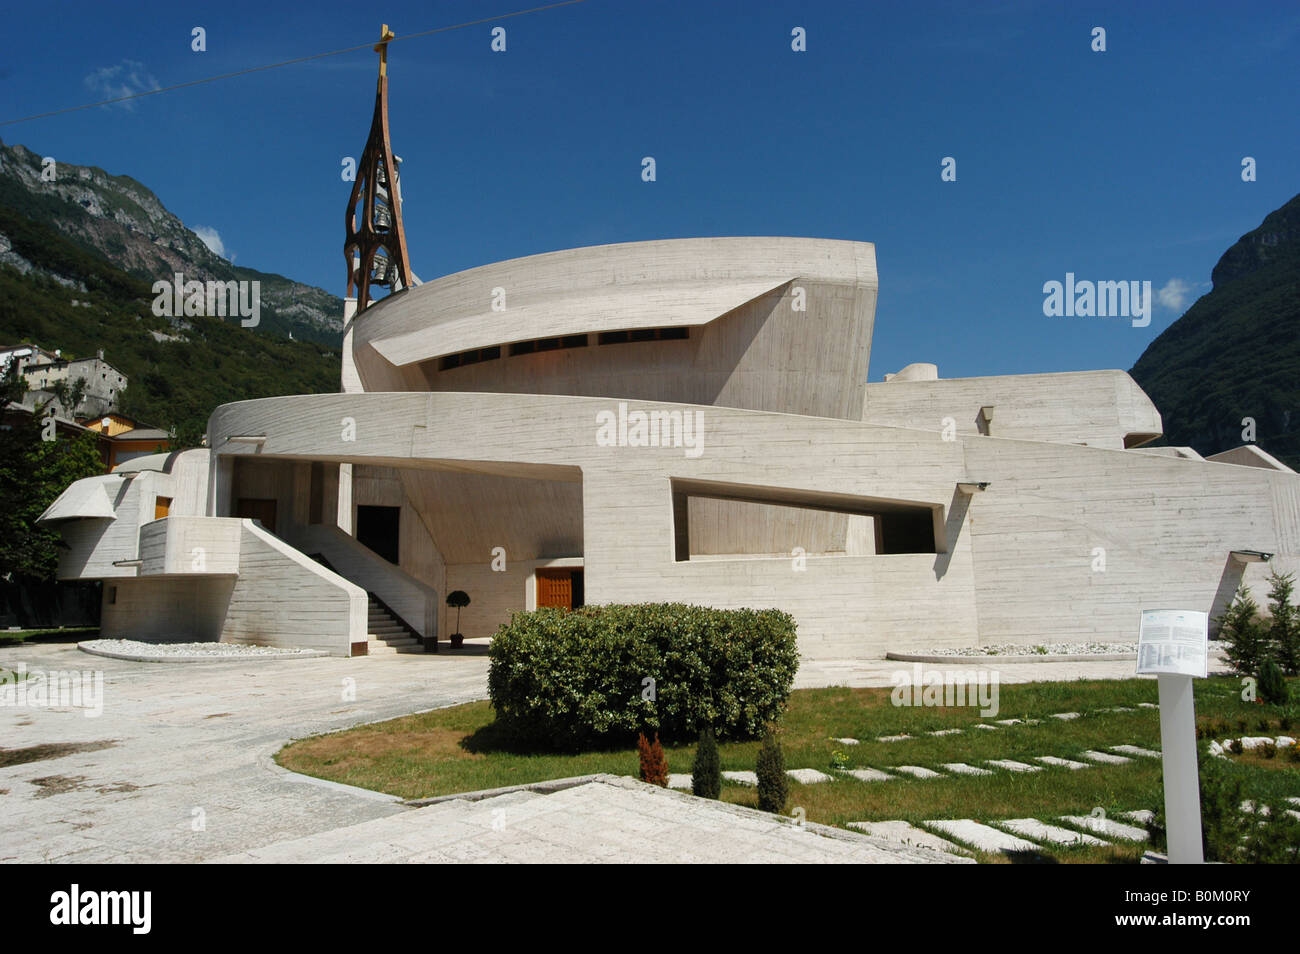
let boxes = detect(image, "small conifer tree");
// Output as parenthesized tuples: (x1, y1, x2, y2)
(637, 731, 669, 787)
(756, 727, 788, 814)
(691, 727, 722, 799)
(1267, 570, 1300, 676)
(1259, 659, 1289, 707)
(1217, 585, 1267, 678)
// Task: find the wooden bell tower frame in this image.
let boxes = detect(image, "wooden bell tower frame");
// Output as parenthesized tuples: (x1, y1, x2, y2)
(344, 24, 413, 311)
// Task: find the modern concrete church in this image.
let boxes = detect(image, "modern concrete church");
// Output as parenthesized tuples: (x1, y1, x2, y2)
(39, 33, 1300, 660)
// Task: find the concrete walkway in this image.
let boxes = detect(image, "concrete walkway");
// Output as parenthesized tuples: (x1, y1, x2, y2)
(0, 642, 489, 863)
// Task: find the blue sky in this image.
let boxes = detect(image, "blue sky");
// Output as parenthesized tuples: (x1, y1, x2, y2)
(2, 0, 1297, 379)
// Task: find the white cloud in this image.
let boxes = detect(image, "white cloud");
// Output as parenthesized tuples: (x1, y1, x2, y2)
(83, 60, 161, 110)
(193, 226, 230, 261)
(1156, 278, 1196, 311)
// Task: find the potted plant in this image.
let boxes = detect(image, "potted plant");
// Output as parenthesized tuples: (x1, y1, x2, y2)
(446, 590, 470, 648)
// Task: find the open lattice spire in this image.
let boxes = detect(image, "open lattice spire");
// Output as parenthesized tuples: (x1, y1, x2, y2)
(344, 24, 413, 311)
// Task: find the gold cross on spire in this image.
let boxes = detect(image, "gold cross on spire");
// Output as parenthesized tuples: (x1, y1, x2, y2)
(375, 24, 395, 79)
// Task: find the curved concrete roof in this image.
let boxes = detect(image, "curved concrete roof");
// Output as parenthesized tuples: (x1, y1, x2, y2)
(354, 236, 877, 368)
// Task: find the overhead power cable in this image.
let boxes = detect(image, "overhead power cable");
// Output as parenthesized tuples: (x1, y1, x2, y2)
(0, 0, 589, 128)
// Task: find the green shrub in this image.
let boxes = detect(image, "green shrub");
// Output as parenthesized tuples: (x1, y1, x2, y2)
(1259, 660, 1289, 707)
(487, 603, 799, 748)
(756, 728, 788, 814)
(1266, 570, 1300, 675)
(638, 732, 668, 787)
(691, 728, 721, 799)
(1217, 585, 1268, 679)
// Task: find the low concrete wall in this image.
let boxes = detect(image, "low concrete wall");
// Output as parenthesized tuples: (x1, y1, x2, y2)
(138, 516, 241, 576)
(100, 576, 233, 642)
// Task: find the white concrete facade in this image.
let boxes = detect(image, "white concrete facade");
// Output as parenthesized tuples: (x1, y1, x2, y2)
(39, 237, 1300, 659)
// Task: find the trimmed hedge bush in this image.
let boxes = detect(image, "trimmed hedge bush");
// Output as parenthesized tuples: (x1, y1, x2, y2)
(487, 603, 799, 749)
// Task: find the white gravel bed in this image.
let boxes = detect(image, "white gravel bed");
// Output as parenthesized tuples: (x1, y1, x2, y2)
(911, 640, 1226, 658)
(917, 642, 1137, 657)
(80, 639, 325, 662)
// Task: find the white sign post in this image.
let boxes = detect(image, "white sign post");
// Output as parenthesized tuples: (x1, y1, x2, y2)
(1137, 609, 1208, 865)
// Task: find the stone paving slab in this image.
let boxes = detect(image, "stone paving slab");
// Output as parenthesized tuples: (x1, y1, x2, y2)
(928, 728, 963, 736)
(1137, 703, 1159, 709)
(1111, 745, 1161, 759)
(721, 771, 757, 786)
(667, 774, 693, 790)
(878, 734, 911, 742)
(1050, 712, 1081, 720)
(994, 718, 1023, 725)
(941, 762, 993, 776)
(1080, 750, 1133, 765)
(1035, 756, 1092, 770)
(924, 819, 1043, 854)
(848, 820, 969, 855)
(892, 765, 943, 779)
(985, 759, 1042, 773)
(1061, 815, 1150, 841)
(842, 768, 892, 782)
(832, 737, 859, 746)
(218, 777, 972, 864)
(999, 818, 1109, 846)
(972, 723, 999, 731)
(1119, 810, 1155, 824)
(786, 768, 835, 784)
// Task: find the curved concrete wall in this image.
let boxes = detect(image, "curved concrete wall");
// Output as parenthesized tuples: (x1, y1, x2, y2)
(208, 391, 1300, 657)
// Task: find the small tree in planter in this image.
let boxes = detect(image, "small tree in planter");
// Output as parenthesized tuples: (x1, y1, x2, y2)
(756, 727, 788, 814)
(446, 590, 470, 648)
(691, 727, 721, 799)
(638, 732, 669, 787)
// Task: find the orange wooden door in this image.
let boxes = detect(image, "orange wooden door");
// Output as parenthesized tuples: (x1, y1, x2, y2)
(537, 570, 573, 609)
(154, 496, 172, 520)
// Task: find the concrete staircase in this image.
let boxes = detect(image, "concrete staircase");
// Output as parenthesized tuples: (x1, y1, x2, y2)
(366, 595, 424, 655)
(304, 551, 428, 656)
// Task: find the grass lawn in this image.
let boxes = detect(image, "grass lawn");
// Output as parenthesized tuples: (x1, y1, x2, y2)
(277, 675, 1300, 863)
(0, 627, 99, 645)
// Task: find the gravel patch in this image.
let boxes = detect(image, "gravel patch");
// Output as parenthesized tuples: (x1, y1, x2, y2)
(911, 642, 1138, 657)
(900, 640, 1226, 659)
(80, 639, 325, 662)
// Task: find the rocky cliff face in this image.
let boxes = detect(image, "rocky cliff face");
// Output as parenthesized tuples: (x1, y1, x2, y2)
(0, 139, 342, 345)
(1131, 193, 1300, 467)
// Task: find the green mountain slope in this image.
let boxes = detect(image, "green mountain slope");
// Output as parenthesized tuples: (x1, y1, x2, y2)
(0, 204, 339, 445)
(0, 138, 342, 346)
(1131, 193, 1300, 468)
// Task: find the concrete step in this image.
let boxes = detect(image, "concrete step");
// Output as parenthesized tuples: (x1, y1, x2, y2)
(369, 636, 418, 647)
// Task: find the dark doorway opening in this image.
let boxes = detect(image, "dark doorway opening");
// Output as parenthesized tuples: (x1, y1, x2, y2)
(357, 505, 401, 564)
(236, 498, 278, 535)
